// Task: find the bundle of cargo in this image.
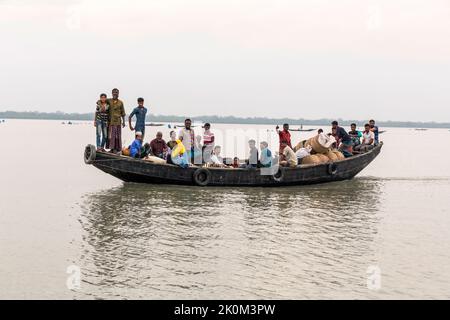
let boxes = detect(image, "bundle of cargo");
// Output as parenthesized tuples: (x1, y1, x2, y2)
(331, 150, 345, 160)
(305, 134, 336, 154)
(326, 150, 339, 161)
(316, 154, 330, 163)
(301, 154, 321, 165)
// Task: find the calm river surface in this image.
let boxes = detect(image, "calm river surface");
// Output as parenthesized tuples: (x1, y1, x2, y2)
(1, 120, 450, 299)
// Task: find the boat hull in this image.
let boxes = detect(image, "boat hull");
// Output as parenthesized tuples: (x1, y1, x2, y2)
(85, 143, 382, 187)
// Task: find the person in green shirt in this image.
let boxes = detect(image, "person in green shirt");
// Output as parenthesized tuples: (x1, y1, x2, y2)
(107, 88, 126, 153)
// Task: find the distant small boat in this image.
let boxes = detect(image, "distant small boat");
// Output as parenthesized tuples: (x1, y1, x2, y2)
(290, 128, 315, 132)
(379, 130, 386, 134)
(145, 123, 165, 127)
(415, 128, 428, 131)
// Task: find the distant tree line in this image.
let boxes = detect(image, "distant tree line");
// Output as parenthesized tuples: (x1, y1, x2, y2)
(1, 110, 450, 128)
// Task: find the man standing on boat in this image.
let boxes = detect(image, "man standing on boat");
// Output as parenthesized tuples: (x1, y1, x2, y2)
(178, 119, 195, 164)
(276, 123, 292, 155)
(107, 88, 126, 153)
(129, 97, 148, 140)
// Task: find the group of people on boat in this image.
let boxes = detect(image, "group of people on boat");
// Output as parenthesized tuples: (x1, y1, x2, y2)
(94, 88, 379, 169)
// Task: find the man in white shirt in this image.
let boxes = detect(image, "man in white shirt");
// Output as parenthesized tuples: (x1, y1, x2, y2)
(355, 123, 375, 152)
(178, 118, 195, 163)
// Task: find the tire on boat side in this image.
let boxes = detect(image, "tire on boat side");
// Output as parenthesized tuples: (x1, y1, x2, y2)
(193, 168, 212, 186)
(327, 163, 338, 176)
(84, 144, 96, 165)
(272, 167, 285, 183)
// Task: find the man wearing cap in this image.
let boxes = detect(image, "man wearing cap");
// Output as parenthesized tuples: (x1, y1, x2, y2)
(130, 131, 144, 158)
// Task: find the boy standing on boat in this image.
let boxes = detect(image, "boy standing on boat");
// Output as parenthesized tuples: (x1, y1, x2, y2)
(129, 97, 148, 140)
(107, 88, 126, 153)
(276, 123, 292, 154)
(94, 93, 109, 151)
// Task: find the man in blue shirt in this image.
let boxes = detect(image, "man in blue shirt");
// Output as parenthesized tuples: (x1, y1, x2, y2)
(369, 119, 379, 145)
(259, 141, 273, 168)
(129, 97, 148, 140)
(130, 132, 144, 158)
(332, 121, 353, 157)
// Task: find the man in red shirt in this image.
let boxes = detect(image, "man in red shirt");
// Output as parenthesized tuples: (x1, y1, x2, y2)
(276, 123, 292, 154)
(150, 131, 168, 159)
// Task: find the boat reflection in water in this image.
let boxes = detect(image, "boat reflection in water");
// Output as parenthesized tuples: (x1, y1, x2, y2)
(76, 178, 383, 299)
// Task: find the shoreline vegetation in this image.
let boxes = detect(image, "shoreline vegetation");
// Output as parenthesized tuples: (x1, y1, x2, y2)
(1, 110, 450, 129)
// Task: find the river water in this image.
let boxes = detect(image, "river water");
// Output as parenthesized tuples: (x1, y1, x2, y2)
(1, 120, 450, 299)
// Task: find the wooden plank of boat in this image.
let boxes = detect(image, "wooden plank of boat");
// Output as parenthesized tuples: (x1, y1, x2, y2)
(84, 143, 382, 187)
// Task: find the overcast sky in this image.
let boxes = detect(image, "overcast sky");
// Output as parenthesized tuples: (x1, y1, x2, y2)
(1, 0, 450, 121)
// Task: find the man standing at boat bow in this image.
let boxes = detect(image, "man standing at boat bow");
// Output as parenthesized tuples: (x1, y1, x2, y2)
(107, 88, 126, 154)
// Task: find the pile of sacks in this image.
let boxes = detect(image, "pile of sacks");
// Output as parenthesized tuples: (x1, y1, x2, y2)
(294, 134, 345, 164)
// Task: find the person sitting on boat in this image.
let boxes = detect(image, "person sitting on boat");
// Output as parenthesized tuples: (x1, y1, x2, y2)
(94, 93, 109, 152)
(178, 118, 195, 164)
(259, 141, 273, 168)
(369, 119, 379, 145)
(128, 97, 148, 140)
(243, 139, 259, 169)
(129, 132, 144, 158)
(166, 131, 177, 164)
(348, 123, 362, 148)
(280, 142, 297, 167)
(208, 146, 230, 168)
(150, 131, 168, 159)
(354, 124, 375, 152)
(171, 139, 189, 168)
(332, 121, 353, 157)
(202, 123, 215, 164)
(230, 157, 240, 169)
(276, 123, 292, 154)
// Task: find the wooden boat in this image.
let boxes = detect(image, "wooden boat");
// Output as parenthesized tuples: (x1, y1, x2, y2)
(290, 128, 316, 132)
(145, 123, 165, 127)
(84, 143, 382, 187)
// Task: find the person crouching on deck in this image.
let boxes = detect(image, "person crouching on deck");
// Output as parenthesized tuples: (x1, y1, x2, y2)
(171, 139, 189, 168)
(331, 121, 353, 157)
(280, 141, 297, 168)
(129, 132, 144, 158)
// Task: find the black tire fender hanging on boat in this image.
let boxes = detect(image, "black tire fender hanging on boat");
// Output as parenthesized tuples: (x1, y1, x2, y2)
(272, 167, 285, 182)
(327, 163, 338, 175)
(193, 168, 211, 186)
(84, 144, 97, 165)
